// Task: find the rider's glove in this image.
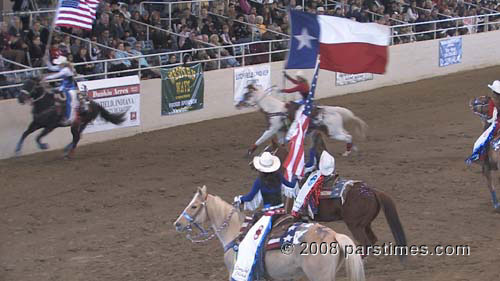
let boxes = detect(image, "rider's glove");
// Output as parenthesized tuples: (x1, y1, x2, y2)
(233, 195, 242, 205)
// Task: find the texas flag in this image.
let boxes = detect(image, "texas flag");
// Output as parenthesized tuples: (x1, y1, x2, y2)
(285, 10, 390, 74)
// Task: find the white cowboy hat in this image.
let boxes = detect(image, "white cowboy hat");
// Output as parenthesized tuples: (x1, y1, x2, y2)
(253, 151, 281, 173)
(317, 7, 325, 12)
(319, 151, 335, 176)
(488, 80, 500, 94)
(53, 56, 68, 65)
(296, 70, 305, 78)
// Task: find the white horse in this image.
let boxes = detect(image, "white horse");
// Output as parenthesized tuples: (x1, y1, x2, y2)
(236, 85, 368, 157)
(174, 185, 365, 281)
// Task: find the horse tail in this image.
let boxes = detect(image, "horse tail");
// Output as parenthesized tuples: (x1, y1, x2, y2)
(335, 233, 365, 281)
(322, 107, 368, 140)
(376, 191, 408, 262)
(96, 104, 126, 125)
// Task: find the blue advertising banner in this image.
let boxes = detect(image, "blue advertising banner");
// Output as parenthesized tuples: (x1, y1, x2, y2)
(439, 37, 462, 67)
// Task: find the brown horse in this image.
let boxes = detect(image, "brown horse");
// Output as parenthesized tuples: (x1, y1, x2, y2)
(467, 96, 500, 212)
(272, 132, 407, 261)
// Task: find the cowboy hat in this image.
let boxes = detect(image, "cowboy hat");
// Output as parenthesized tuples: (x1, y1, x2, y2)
(488, 80, 500, 94)
(296, 70, 305, 79)
(253, 152, 281, 173)
(53, 56, 68, 65)
(319, 151, 335, 176)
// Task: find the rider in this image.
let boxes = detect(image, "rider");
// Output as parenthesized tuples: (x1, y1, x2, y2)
(232, 151, 297, 281)
(291, 151, 336, 219)
(43, 56, 84, 125)
(280, 70, 309, 106)
(234, 151, 297, 210)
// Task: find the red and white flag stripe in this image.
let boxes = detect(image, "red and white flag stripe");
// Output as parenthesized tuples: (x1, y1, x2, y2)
(283, 108, 310, 182)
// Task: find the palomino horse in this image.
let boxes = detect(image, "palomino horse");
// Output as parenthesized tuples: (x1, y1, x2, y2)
(235, 85, 368, 157)
(174, 186, 365, 281)
(274, 132, 407, 261)
(468, 96, 500, 212)
(16, 78, 126, 158)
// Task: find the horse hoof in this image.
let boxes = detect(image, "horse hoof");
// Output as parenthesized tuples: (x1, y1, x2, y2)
(494, 203, 500, 213)
(342, 151, 351, 157)
(38, 143, 49, 150)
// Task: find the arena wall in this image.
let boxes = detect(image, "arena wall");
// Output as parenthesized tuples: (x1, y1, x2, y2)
(1, 30, 500, 160)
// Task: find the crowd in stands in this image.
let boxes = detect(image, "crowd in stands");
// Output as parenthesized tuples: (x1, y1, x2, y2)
(1, 0, 500, 99)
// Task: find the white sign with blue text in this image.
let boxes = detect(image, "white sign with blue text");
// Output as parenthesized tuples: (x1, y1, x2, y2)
(439, 37, 462, 67)
(233, 64, 271, 105)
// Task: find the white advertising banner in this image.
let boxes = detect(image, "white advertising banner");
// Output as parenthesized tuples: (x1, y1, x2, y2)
(335, 72, 373, 86)
(233, 64, 271, 105)
(77, 76, 141, 134)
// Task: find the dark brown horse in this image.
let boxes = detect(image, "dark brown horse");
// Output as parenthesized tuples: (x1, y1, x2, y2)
(270, 132, 407, 261)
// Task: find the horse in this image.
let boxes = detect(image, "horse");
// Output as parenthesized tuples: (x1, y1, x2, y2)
(235, 85, 368, 157)
(174, 185, 365, 281)
(16, 78, 126, 158)
(468, 96, 500, 212)
(272, 132, 407, 261)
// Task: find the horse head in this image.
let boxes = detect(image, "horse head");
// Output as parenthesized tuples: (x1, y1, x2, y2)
(174, 185, 210, 233)
(17, 78, 39, 104)
(469, 96, 491, 123)
(235, 84, 266, 109)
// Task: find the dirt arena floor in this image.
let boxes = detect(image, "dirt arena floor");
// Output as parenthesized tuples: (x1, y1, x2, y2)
(2, 66, 500, 281)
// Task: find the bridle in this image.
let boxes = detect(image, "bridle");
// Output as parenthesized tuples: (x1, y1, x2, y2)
(21, 86, 46, 103)
(181, 194, 239, 244)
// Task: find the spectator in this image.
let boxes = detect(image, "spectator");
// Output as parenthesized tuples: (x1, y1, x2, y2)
(129, 41, 158, 78)
(233, 15, 251, 43)
(220, 24, 233, 45)
(109, 13, 125, 39)
(74, 47, 95, 76)
(28, 36, 44, 67)
(115, 42, 132, 68)
(94, 13, 110, 38)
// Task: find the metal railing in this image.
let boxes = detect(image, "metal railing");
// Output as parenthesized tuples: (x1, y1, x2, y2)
(2, 10, 500, 93)
(0, 39, 289, 91)
(389, 12, 500, 44)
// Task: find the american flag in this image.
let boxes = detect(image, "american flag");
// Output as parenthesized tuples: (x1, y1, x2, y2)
(283, 59, 320, 182)
(55, 0, 100, 30)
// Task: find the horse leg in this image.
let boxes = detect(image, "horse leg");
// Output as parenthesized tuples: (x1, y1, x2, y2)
(65, 122, 86, 158)
(35, 127, 56, 150)
(15, 122, 40, 155)
(482, 157, 500, 210)
(345, 223, 371, 258)
(322, 113, 354, 156)
(365, 224, 378, 245)
(249, 117, 282, 156)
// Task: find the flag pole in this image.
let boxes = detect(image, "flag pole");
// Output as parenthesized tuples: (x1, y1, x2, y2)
(43, 0, 62, 67)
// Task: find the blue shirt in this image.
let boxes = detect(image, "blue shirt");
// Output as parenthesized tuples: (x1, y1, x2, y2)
(240, 175, 297, 208)
(45, 66, 76, 91)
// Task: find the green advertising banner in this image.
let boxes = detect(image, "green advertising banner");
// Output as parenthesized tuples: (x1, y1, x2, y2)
(160, 63, 204, 115)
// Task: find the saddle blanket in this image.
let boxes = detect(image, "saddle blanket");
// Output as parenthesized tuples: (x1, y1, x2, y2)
(232, 214, 273, 281)
(266, 222, 314, 251)
(319, 178, 362, 204)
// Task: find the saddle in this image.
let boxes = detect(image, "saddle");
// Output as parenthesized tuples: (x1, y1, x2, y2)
(285, 102, 321, 123)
